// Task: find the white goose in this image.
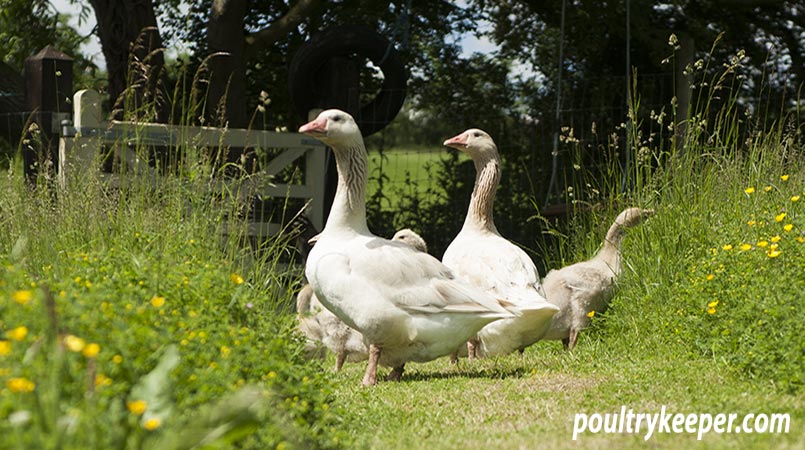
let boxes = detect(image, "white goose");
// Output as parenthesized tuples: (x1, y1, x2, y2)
(296, 228, 430, 371)
(299, 110, 517, 386)
(442, 129, 559, 358)
(541, 207, 654, 350)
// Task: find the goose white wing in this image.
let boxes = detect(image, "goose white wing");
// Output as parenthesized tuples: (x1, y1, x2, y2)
(307, 237, 514, 329)
(443, 233, 546, 304)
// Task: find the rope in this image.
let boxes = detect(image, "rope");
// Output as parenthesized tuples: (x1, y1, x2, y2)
(622, 0, 632, 193)
(378, 0, 413, 66)
(543, 0, 566, 209)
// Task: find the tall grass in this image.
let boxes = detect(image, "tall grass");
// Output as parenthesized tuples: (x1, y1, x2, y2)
(0, 57, 343, 449)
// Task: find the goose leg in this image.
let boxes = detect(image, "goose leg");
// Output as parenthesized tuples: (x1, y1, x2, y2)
(387, 364, 405, 382)
(467, 338, 479, 360)
(362, 344, 381, 386)
(566, 329, 579, 351)
(335, 351, 347, 372)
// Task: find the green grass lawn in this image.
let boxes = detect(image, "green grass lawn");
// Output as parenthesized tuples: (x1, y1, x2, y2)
(366, 147, 469, 210)
(326, 342, 803, 449)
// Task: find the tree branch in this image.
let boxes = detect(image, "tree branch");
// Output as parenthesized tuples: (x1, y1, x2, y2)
(244, 0, 320, 58)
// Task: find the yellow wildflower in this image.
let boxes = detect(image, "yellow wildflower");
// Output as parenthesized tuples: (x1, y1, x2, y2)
(795, 236, 805, 243)
(722, 244, 733, 251)
(586, 311, 595, 318)
(775, 213, 786, 222)
(0, 340, 10, 356)
(95, 374, 112, 387)
(707, 306, 716, 315)
(112, 354, 123, 364)
(143, 418, 161, 430)
(781, 174, 789, 181)
(7, 377, 35, 393)
(230, 273, 244, 285)
(757, 240, 769, 248)
(747, 220, 756, 226)
(708, 300, 719, 308)
(706, 274, 715, 281)
(739, 243, 752, 251)
(784, 224, 794, 232)
(767, 249, 781, 258)
(770, 243, 778, 250)
(11, 290, 32, 305)
(744, 187, 755, 194)
(220, 345, 231, 357)
(82, 343, 100, 358)
(6, 326, 28, 341)
(770, 235, 781, 243)
(792, 195, 801, 202)
(764, 186, 772, 192)
(150, 296, 165, 308)
(127, 400, 147, 415)
(63, 335, 85, 352)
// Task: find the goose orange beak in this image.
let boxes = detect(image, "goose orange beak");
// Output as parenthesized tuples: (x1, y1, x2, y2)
(299, 117, 328, 136)
(443, 133, 468, 149)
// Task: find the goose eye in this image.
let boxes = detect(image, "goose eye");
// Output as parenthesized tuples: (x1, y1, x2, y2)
(331, 115, 342, 122)
(473, 132, 481, 137)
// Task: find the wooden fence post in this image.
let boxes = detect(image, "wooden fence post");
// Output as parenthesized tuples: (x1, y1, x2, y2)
(24, 46, 73, 181)
(59, 89, 102, 188)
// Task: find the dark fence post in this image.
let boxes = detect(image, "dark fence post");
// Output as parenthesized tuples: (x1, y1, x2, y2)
(24, 46, 73, 181)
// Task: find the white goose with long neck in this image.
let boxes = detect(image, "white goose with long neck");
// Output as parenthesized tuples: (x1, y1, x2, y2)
(442, 129, 559, 358)
(299, 110, 517, 386)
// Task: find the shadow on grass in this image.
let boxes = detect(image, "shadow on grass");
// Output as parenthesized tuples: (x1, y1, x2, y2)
(398, 365, 531, 383)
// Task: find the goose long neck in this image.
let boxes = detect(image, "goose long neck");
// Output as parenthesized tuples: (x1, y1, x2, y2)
(464, 155, 500, 233)
(326, 138, 369, 233)
(596, 222, 627, 273)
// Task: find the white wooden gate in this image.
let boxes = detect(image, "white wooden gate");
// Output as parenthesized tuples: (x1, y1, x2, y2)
(58, 89, 327, 236)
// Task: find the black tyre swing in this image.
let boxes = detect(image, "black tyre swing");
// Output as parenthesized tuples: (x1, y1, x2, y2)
(288, 25, 408, 136)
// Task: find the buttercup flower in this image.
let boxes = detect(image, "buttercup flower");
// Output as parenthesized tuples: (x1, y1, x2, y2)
(63, 335, 86, 352)
(230, 273, 244, 285)
(7, 377, 35, 393)
(706, 274, 715, 281)
(757, 240, 769, 248)
(784, 224, 794, 232)
(82, 343, 100, 358)
(586, 311, 595, 318)
(739, 243, 752, 251)
(792, 195, 801, 202)
(722, 244, 733, 251)
(767, 249, 781, 258)
(770, 235, 781, 243)
(127, 400, 147, 415)
(11, 290, 32, 305)
(781, 174, 789, 181)
(6, 326, 28, 341)
(747, 220, 756, 226)
(775, 213, 786, 222)
(744, 187, 755, 194)
(764, 186, 772, 192)
(143, 418, 161, 430)
(150, 296, 165, 308)
(0, 340, 11, 356)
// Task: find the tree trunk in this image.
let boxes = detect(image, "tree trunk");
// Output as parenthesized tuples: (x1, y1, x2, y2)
(206, 0, 249, 128)
(88, 0, 167, 121)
